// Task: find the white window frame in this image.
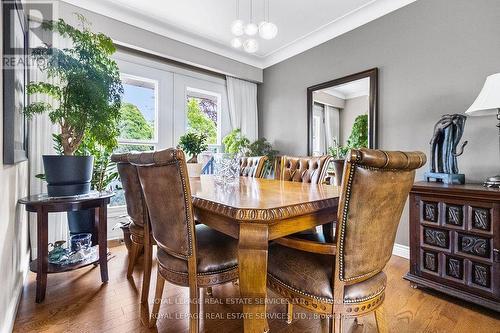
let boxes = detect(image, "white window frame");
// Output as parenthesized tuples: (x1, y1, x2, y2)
(117, 73, 159, 147)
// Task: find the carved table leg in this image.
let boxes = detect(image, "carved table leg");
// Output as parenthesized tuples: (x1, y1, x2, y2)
(36, 207, 48, 303)
(238, 223, 269, 333)
(96, 203, 109, 283)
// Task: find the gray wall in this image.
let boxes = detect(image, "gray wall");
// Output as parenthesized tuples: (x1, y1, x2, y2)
(58, 2, 263, 83)
(340, 95, 369, 145)
(258, 0, 500, 246)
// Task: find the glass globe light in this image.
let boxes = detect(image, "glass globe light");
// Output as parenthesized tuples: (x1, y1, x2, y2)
(243, 39, 259, 53)
(231, 37, 242, 49)
(244, 23, 258, 36)
(230, 20, 245, 36)
(259, 21, 278, 40)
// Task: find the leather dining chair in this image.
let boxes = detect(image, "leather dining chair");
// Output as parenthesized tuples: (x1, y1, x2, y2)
(277, 155, 332, 184)
(276, 155, 335, 242)
(267, 148, 426, 332)
(240, 156, 268, 178)
(111, 153, 154, 314)
(128, 148, 239, 333)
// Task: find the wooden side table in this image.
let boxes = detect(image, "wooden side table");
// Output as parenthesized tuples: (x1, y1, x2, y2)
(18, 191, 113, 303)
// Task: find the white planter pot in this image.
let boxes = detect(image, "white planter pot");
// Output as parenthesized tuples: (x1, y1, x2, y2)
(186, 163, 203, 178)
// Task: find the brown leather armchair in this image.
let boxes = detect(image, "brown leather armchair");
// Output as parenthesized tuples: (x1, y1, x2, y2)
(240, 156, 268, 178)
(267, 149, 426, 332)
(276, 155, 335, 241)
(128, 148, 239, 332)
(276, 155, 332, 183)
(111, 153, 154, 314)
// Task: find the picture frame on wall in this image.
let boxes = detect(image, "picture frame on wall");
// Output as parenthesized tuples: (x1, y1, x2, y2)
(3, 0, 29, 164)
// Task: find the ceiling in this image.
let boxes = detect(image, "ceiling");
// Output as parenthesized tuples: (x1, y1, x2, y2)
(322, 77, 370, 100)
(62, 0, 416, 68)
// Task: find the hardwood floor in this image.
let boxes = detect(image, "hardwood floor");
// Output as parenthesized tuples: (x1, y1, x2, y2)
(13, 244, 500, 333)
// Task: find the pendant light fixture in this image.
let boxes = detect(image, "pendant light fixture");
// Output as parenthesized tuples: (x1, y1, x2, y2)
(259, 0, 278, 40)
(230, 0, 277, 53)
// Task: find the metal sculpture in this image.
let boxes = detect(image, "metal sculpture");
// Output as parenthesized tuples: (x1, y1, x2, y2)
(425, 114, 468, 184)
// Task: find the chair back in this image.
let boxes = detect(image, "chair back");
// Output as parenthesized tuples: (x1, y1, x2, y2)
(240, 156, 268, 178)
(336, 149, 426, 283)
(128, 148, 196, 259)
(278, 155, 331, 184)
(111, 153, 148, 229)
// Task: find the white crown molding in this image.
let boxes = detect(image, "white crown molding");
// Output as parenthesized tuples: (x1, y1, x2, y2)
(61, 0, 417, 69)
(262, 0, 417, 68)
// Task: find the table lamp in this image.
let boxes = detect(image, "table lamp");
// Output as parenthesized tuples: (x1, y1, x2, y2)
(465, 73, 500, 188)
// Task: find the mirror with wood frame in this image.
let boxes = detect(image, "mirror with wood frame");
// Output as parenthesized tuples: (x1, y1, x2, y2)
(307, 68, 378, 158)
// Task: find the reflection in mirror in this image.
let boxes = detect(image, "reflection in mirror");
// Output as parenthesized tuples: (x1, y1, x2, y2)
(312, 77, 370, 156)
(307, 68, 378, 159)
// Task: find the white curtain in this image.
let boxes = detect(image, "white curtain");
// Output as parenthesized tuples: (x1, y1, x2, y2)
(226, 76, 258, 141)
(324, 106, 340, 152)
(28, 19, 68, 258)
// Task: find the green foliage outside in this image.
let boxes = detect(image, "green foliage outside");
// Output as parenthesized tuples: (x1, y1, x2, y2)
(25, 14, 123, 155)
(328, 114, 368, 159)
(178, 132, 208, 163)
(222, 129, 250, 155)
(186, 98, 217, 144)
(118, 102, 154, 140)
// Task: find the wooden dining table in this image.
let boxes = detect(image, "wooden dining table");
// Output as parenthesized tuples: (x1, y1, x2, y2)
(190, 175, 340, 333)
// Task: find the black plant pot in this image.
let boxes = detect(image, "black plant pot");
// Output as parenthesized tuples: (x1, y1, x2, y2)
(67, 209, 95, 235)
(43, 155, 94, 197)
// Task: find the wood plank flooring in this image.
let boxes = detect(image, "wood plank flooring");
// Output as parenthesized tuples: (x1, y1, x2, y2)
(13, 244, 500, 333)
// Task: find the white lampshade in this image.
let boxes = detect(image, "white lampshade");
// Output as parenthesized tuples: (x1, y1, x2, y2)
(230, 37, 242, 49)
(466, 73, 500, 116)
(243, 39, 258, 53)
(230, 20, 245, 36)
(259, 21, 278, 40)
(244, 23, 258, 36)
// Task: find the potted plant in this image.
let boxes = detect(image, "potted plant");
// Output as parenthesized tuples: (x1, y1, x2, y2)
(25, 15, 123, 197)
(327, 114, 368, 185)
(222, 129, 250, 155)
(246, 137, 279, 178)
(66, 137, 120, 235)
(178, 132, 208, 177)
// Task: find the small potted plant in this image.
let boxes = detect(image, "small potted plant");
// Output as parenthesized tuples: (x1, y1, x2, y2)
(25, 15, 122, 197)
(327, 114, 369, 185)
(178, 132, 208, 177)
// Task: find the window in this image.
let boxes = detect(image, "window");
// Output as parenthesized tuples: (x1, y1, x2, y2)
(186, 87, 221, 146)
(109, 74, 159, 207)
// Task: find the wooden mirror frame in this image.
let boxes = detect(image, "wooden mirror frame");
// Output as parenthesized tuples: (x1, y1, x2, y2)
(307, 68, 378, 156)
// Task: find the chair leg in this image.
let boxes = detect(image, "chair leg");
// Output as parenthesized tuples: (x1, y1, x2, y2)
(149, 271, 165, 328)
(127, 242, 141, 278)
(286, 302, 293, 324)
(330, 314, 343, 333)
(141, 239, 153, 304)
(189, 284, 200, 333)
(374, 307, 388, 333)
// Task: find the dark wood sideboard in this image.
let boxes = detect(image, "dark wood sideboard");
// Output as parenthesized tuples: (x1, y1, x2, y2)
(405, 182, 499, 312)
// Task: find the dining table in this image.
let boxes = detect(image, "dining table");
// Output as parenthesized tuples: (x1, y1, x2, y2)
(190, 175, 340, 333)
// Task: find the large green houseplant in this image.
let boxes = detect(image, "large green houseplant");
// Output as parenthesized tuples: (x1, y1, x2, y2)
(25, 15, 123, 197)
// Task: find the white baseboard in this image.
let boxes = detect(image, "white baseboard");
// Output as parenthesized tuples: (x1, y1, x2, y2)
(1, 250, 30, 333)
(392, 243, 410, 259)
